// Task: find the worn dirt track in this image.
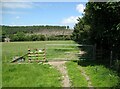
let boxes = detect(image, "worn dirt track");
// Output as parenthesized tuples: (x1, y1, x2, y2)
(79, 66, 94, 89)
(48, 61, 94, 88)
(48, 61, 71, 87)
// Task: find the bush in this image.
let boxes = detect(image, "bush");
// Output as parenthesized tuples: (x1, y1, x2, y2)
(39, 35, 46, 41)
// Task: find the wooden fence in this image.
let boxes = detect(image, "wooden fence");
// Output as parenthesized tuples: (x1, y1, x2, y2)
(27, 48, 46, 62)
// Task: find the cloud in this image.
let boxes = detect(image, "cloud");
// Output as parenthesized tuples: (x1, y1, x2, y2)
(62, 16, 82, 24)
(1, 0, 88, 2)
(2, 2, 33, 9)
(76, 4, 85, 13)
(16, 16, 20, 19)
(1, 0, 28, 2)
(1, 11, 25, 14)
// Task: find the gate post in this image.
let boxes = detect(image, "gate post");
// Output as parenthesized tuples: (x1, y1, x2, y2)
(43, 46, 46, 62)
(93, 44, 96, 60)
(110, 50, 113, 67)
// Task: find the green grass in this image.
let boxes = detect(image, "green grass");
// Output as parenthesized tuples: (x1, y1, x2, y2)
(2, 41, 76, 62)
(2, 40, 120, 87)
(2, 40, 77, 87)
(66, 60, 120, 88)
(83, 65, 120, 87)
(46, 42, 79, 60)
(66, 61, 88, 87)
(3, 63, 61, 87)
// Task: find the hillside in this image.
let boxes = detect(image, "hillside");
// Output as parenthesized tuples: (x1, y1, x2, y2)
(1, 25, 73, 41)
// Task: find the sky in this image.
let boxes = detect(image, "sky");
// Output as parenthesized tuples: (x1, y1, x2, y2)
(1, 0, 88, 28)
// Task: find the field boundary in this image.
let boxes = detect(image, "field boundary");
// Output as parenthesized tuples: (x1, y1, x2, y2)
(46, 44, 96, 61)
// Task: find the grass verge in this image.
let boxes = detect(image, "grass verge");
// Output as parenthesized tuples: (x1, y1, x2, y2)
(65, 61, 88, 87)
(83, 65, 120, 87)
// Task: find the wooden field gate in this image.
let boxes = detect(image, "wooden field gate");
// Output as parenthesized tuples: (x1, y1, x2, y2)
(27, 48, 46, 62)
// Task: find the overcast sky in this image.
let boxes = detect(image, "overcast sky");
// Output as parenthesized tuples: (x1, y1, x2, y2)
(1, 0, 88, 28)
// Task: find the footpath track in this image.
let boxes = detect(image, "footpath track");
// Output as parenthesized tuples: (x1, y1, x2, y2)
(48, 61, 71, 87)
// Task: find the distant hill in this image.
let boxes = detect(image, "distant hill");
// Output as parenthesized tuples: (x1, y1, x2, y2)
(2, 25, 73, 36)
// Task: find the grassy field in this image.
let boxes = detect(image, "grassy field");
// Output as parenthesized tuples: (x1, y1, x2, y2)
(2, 41, 120, 87)
(2, 41, 76, 87)
(2, 41, 76, 63)
(3, 63, 61, 87)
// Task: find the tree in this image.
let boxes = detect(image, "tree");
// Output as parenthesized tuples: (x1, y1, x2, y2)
(72, 1, 120, 66)
(83, 2, 120, 49)
(72, 18, 90, 44)
(67, 26, 69, 29)
(11, 32, 25, 41)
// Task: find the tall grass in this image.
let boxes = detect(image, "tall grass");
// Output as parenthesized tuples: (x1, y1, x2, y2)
(3, 63, 61, 87)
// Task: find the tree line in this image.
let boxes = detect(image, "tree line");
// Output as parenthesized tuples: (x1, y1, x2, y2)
(72, 1, 120, 75)
(2, 25, 69, 35)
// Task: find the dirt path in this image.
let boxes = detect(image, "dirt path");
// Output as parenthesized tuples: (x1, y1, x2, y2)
(48, 61, 71, 87)
(48, 61, 94, 88)
(79, 66, 94, 89)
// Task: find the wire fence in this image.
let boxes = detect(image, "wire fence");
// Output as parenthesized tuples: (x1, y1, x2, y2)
(45, 44, 96, 61)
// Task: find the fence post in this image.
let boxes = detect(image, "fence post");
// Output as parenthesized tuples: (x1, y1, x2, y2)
(110, 50, 113, 67)
(93, 44, 96, 60)
(28, 47, 31, 62)
(43, 47, 46, 62)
